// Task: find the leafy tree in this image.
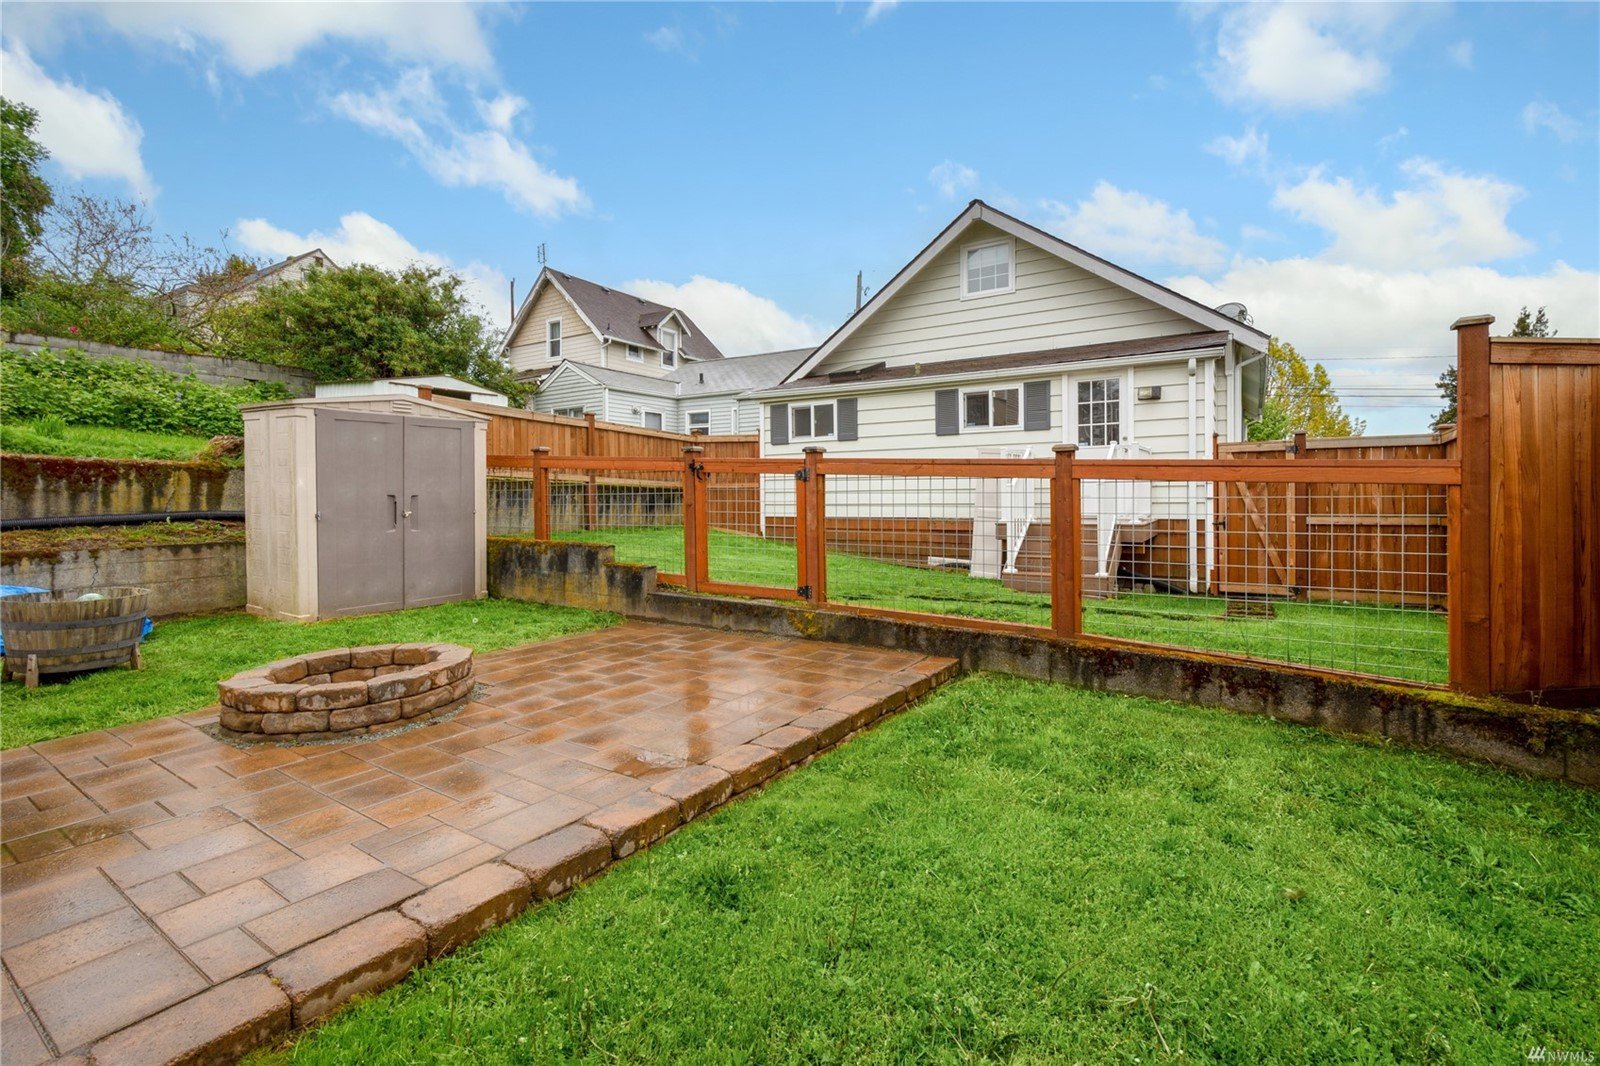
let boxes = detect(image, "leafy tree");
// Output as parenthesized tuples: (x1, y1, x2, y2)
(1433, 307, 1556, 426)
(1, 98, 54, 297)
(1247, 338, 1365, 440)
(215, 263, 527, 402)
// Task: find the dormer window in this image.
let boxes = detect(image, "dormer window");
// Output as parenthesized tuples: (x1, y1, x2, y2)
(659, 325, 679, 368)
(546, 318, 562, 360)
(962, 238, 1014, 299)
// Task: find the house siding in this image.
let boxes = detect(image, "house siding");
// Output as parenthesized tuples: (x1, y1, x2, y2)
(532, 371, 605, 418)
(506, 284, 604, 377)
(815, 222, 1201, 376)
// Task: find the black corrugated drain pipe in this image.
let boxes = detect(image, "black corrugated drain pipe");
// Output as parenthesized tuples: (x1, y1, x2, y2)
(0, 511, 245, 531)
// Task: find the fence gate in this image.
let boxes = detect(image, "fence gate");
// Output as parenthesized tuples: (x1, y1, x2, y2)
(1216, 480, 1295, 597)
(691, 457, 808, 601)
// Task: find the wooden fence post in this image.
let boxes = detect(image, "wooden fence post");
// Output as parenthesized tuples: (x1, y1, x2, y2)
(1291, 430, 1309, 601)
(682, 445, 706, 592)
(1449, 314, 1495, 694)
(802, 447, 826, 605)
(1051, 444, 1081, 640)
(583, 413, 598, 531)
(530, 446, 550, 540)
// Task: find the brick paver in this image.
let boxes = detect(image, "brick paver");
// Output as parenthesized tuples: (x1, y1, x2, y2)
(0, 622, 955, 1061)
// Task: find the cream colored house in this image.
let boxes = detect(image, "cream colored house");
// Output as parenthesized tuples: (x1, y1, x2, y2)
(165, 248, 337, 320)
(754, 199, 1272, 593)
(499, 268, 724, 382)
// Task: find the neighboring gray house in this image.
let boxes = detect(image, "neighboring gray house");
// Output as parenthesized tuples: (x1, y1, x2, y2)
(500, 268, 725, 382)
(534, 347, 812, 434)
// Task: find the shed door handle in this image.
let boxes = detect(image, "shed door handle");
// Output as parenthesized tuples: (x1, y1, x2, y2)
(388, 494, 399, 530)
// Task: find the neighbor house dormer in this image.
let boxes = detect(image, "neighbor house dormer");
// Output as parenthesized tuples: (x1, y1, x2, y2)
(500, 268, 724, 381)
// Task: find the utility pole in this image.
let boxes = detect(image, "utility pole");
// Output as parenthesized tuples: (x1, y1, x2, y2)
(855, 270, 863, 311)
(509, 278, 516, 323)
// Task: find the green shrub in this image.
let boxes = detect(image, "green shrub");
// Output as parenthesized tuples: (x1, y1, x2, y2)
(0, 348, 288, 437)
(34, 413, 66, 438)
(0, 274, 201, 352)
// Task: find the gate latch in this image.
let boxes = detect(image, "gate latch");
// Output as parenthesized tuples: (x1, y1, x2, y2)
(796, 584, 812, 598)
(795, 467, 810, 483)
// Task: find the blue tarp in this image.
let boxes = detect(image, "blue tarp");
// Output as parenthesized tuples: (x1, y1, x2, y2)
(0, 586, 152, 655)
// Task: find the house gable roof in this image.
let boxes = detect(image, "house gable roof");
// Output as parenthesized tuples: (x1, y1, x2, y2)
(500, 268, 724, 362)
(540, 347, 815, 402)
(785, 200, 1268, 383)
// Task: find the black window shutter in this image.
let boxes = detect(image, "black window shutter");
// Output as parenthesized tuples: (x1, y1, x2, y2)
(1023, 380, 1051, 431)
(934, 389, 960, 436)
(769, 403, 789, 446)
(836, 398, 858, 441)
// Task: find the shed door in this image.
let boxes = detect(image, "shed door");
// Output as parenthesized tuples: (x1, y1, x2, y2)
(316, 410, 405, 616)
(402, 417, 476, 607)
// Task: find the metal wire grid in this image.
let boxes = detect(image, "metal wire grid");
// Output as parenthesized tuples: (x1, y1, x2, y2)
(701, 471, 797, 592)
(486, 473, 533, 536)
(819, 474, 1053, 627)
(1076, 476, 1449, 684)
(546, 467, 686, 576)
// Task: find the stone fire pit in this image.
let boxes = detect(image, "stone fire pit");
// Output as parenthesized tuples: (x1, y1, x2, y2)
(218, 643, 475, 743)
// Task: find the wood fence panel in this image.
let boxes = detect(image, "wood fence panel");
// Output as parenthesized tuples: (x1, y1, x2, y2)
(1486, 340, 1600, 695)
(1217, 431, 1454, 605)
(438, 396, 758, 462)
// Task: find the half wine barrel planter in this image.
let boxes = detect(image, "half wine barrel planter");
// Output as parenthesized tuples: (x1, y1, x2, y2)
(1, 587, 149, 689)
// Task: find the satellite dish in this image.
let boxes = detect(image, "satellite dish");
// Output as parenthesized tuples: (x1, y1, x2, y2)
(1215, 302, 1251, 324)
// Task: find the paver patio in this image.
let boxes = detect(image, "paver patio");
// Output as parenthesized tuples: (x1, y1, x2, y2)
(0, 622, 955, 1062)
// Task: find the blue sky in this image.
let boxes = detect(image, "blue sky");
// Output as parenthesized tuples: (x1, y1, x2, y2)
(5, 1, 1597, 433)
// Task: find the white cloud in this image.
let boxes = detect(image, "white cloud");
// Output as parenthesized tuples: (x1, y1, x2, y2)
(862, 1, 900, 26)
(1447, 40, 1474, 69)
(645, 26, 697, 58)
(0, 43, 156, 199)
(2, 1, 493, 76)
(1210, 4, 1391, 110)
(235, 212, 512, 327)
(330, 69, 585, 218)
(619, 276, 824, 356)
(928, 160, 978, 200)
(1205, 126, 1270, 170)
(1168, 258, 1600, 433)
(1521, 100, 1585, 142)
(1041, 183, 1227, 272)
(1273, 158, 1531, 269)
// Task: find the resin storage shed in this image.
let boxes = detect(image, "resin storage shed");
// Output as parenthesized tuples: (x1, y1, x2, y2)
(243, 396, 488, 621)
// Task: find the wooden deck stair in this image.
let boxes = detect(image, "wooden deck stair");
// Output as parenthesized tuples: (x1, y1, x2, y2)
(995, 518, 1157, 597)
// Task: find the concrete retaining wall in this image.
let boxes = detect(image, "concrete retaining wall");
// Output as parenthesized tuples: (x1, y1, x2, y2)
(487, 537, 1600, 789)
(3, 332, 315, 395)
(1, 454, 243, 521)
(2, 540, 245, 616)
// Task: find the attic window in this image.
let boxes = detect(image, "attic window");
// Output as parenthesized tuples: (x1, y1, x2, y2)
(962, 239, 1014, 299)
(659, 326, 680, 368)
(627, 345, 643, 362)
(546, 318, 562, 360)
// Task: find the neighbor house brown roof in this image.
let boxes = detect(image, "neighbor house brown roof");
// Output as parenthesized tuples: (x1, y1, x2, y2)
(759, 330, 1230, 394)
(548, 270, 724, 361)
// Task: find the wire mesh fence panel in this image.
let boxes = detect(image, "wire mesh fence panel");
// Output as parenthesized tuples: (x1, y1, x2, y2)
(702, 471, 798, 594)
(820, 473, 1053, 629)
(546, 466, 687, 579)
(487, 471, 534, 536)
(1077, 476, 1449, 685)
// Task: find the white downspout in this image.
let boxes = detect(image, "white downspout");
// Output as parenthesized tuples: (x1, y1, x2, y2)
(1204, 358, 1216, 594)
(1187, 357, 1199, 593)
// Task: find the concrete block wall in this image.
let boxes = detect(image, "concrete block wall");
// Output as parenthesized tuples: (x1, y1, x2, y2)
(1, 455, 244, 522)
(2, 541, 245, 616)
(3, 333, 316, 395)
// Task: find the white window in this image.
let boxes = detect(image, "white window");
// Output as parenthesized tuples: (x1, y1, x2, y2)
(792, 401, 835, 441)
(643, 411, 664, 430)
(626, 345, 643, 363)
(1075, 377, 1122, 447)
(962, 387, 1021, 430)
(546, 318, 562, 360)
(962, 239, 1014, 298)
(553, 406, 585, 418)
(659, 326, 679, 368)
(686, 410, 711, 436)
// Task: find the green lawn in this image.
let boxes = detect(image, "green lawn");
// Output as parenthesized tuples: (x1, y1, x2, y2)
(0, 420, 221, 462)
(545, 526, 1449, 684)
(0, 600, 615, 749)
(261, 674, 1600, 1064)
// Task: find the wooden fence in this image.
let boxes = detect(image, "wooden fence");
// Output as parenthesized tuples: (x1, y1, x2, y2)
(1213, 429, 1456, 607)
(1453, 322, 1598, 702)
(436, 397, 758, 464)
